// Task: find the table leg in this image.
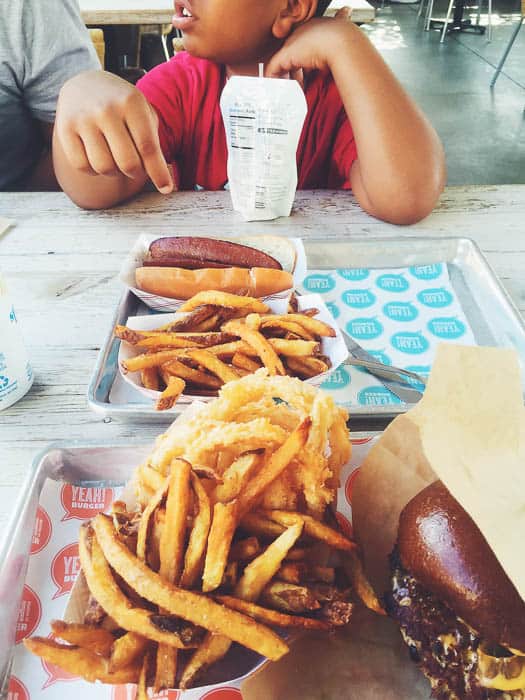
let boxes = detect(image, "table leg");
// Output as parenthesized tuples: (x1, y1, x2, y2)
(429, 0, 486, 35)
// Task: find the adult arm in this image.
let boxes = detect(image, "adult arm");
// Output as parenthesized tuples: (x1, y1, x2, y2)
(266, 17, 446, 225)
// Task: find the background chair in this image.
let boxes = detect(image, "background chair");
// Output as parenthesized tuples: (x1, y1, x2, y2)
(490, 0, 524, 85)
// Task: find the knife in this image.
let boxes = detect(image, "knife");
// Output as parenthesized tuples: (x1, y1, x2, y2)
(341, 331, 424, 404)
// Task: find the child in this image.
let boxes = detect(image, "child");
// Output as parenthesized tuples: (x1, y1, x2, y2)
(54, 0, 446, 224)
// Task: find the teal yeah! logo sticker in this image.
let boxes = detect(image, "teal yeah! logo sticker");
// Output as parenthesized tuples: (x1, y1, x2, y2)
(376, 274, 409, 293)
(417, 288, 453, 308)
(357, 386, 401, 406)
(326, 301, 340, 319)
(302, 274, 335, 293)
(321, 366, 350, 390)
(346, 318, 383, 340)
(341, 289, 376, 309)
(409, 263, 443, 280)
(383, 301, 418, 322)
(337, 268, 370, 281)
(427, 317, 466, 339)
(405, 365, 431, 392)
(391, 332, 429, 354)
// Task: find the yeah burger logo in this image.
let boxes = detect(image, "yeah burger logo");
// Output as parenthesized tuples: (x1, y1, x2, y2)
(16, 585, 41, 643)
(30, 506, 52, 555)
(7, 676, 29, 700)
(61, 484, 114, 521)
(51, 543, 80, 599)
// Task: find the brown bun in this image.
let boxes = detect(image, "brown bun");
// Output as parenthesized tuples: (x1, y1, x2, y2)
(149, 236, 282, 270)
(135, 266, 293, 300)
(398, 480, 525, 650)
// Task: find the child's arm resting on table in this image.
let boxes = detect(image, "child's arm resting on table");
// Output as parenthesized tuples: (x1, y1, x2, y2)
(53, 71, 173, 209)
(267, 16, 446, 225)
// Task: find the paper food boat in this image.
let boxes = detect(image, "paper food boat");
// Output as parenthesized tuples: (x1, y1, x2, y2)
(119, 235, 307, 312)
(117, 293, 348, 408)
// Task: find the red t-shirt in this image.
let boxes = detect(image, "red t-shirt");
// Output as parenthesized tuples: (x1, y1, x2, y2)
(137, 51, 357, 191)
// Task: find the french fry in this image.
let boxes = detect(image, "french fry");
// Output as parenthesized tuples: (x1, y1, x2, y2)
(222, 561, 238, 588)
(160, 458, 192, 584)
(236, 418, 311, 518)
(156, 376, 186, 411)
(137, 334, 206, 349)
(188, 349, 241, 383)
(231, 352, 263, 373)
(180, 633, 233, 690)
(213, 452, 261, 503)
(284, 547, 307, 561)
(259, 318, 315, 340)
(50, 620, 115, 656)
(269, 338, 320, 357)
(136, 478, 169, 562)
(264, 510, 357, 552)
(191, 313, 221, 332)
(79, 526, 197, 649)
(285, 356, 330, 379)
(109, 632, 148, 671)
(180, 472, 212, 589)
(235, 522, 303, 601)
(202, 500, 238, 593)
(159, 305, 218, 332)
(141, 366, 160, 391)
(276, 562, 307, 584)
(155, 458, 192, 689)
(24, 638, 140, 683)
(341, 550, 386, 615)
(309, 566, 336, 583)
(229, 536, 261, 562)
(122, 350, 194, 374)
(261, 581, 321, 614)
(179, 292, 269, 314)
(137, 646, 154, 700)
(261, 314, 336, 338)
(216, 596, 330, 631)
(240, 512, 285, 539)
(222, 321, 285, 376)
(162, 358, 222, 389)
(92, 515, 289, 660)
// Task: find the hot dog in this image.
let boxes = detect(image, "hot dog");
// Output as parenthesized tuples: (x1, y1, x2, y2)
(147, 237, 282, 270)
(135, 235, 297, 300)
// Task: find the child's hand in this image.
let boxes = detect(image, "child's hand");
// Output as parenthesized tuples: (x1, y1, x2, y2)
(265, 12, 352, 79)
(55, 70, 173, 194)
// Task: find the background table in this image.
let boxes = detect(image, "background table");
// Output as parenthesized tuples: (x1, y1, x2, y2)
(0, 186, 524, 539)
(80, 0, 376, 25)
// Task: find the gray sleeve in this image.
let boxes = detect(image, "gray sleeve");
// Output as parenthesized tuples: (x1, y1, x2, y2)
(21, 0, 101, 123)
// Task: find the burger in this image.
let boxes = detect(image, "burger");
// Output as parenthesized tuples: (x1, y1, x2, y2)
(386, 480, 525, 699)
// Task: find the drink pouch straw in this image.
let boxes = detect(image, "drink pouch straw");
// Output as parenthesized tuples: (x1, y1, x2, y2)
(220, 63, 307, 221)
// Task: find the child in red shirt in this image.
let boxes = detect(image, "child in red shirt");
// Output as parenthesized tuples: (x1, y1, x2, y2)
(53, 0, 446, 224)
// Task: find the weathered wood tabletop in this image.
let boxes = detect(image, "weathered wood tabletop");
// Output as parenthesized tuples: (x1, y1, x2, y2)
(0, 186, 523, 541)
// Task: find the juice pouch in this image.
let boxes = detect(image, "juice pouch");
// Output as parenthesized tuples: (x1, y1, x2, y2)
(220, 75, 307, 221)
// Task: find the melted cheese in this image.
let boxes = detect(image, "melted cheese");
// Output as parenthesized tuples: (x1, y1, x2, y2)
(478, 649, 525, 691)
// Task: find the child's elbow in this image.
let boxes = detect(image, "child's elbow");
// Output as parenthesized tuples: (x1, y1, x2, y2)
(372, 170, 446, 225)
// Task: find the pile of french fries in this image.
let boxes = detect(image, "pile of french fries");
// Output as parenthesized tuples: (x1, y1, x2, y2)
(25, 373, 383, 693)
(116, 290, 337, 410)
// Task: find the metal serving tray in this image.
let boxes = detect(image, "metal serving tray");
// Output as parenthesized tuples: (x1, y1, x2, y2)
(0, 434, 384, 699)
(87, 236, 525, 430)
(0, 441, 272, 696)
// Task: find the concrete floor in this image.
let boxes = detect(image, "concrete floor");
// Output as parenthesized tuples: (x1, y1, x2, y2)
(361, 0, 525, 183)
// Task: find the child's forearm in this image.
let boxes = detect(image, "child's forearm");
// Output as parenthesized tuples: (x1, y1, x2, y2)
(53, 130, 146, 209)
(329, 24, 446, 224)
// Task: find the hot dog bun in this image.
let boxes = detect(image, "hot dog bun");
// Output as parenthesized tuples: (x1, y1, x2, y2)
(135, 266, 293, 300)
(135, 235, 297, 299)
